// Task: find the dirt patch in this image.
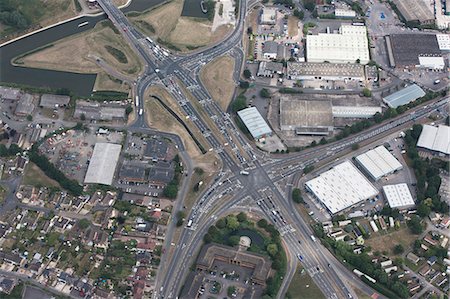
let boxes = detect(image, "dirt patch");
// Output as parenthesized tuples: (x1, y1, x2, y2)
(287, 16, 299, 38)
(129, 0, 183, 38)
(167, 17, 212, 48)
(129, 0, 231, 52)
(112, 0, 129, 7)
(200, 55, 236, 110)
(17, 21, 143, 78)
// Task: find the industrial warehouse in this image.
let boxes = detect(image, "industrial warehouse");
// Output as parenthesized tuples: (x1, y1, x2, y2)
(279, 98, 333, 135)
(417, 124, 450, 157)
(305, 161, 379, 214)
(306, 25, 370, 64)
(286, 62, 365, 82)
(382, 84, 426, 108)
(355, 146, 403, 181)
(84, 143, 122, 185)
(383, 184, 415, 210)
(237, 107, 272, 140)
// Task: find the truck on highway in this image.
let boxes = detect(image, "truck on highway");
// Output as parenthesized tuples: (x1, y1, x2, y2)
(139, 109, 143, 115)
(135, 95, 139, 107)
(239, 170, 249, 175)
(310, 235, 317, 242)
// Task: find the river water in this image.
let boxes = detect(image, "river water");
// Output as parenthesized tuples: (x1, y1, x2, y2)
(0, 0, 165, 96)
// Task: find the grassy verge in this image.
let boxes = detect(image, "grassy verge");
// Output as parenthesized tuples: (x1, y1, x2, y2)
(286, 267, 326, 299)
(104, 45, 128, 63)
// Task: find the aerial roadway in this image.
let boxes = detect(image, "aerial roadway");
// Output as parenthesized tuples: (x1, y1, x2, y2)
(94, 0, 449, 298)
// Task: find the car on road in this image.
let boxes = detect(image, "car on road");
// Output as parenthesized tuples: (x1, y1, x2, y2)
(297, 254, 303, 261)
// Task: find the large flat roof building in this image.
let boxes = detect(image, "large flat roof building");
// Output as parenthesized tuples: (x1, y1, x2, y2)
(417, 124, 450, 156)
(305, 161, 379, 214)
(0, 87, 21, 101)
(287, 62, 365, 81)
(280, 98, 333, 135)
(237, 107, 272, 139)
(15, 94, 34, 116)
(436, 34, 450, 51)
(39, 94, 71, 108)
(383, 184, 415, 210)
(84, 143, 122, 185)
(355, 146, 403, 180)
(382, 84, 425, 108)
(388, 34, 441, 67)
(392, 0, 434, 24)
(306, 25, 370, 64)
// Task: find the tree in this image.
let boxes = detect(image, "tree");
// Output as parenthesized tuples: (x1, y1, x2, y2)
(362, 88, 372, 97)
(407, 215, 423, 234)
(231, 95, 247, 112)
(239, 81, 250, 89)
(216, 218, 226, 229)
(260, 88, 271, 98)
(226, 215, 240, 230)
(125, 105, 133, 116)
(228, 235, 240, 246)
(417, 202, 431, 218)
(303, 165, 314, 174)
(293, 9, 304, 19)
(243, 69, 252, 79)
(80, 113, 86, 121)
(292, 188, 303, 204)
(203, 233, 212, 243)
(163, 183, 178, 199)
(257, 219, 268, 228)
(227, 286, 236, 297)
(236, 212, 247, 222)
(393, 244, 404, 254)
(351, 143, 360, 150)
(267, 243, 278, 256)
(26, 114, 32, 121)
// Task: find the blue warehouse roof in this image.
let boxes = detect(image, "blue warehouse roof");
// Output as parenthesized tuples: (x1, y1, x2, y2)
(383, 84, 425, 108)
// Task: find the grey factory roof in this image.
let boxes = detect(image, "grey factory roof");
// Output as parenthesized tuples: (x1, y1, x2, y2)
(144, 139, 169, 161)
(119, 163, 146, 182)
(237, 107, 272, 139)
(287, 62, 365, 79)
(389, 34, 441, 67)
(280, 98, 333, 130)
(332, 106, 382, 118)
(40, 94, 71, 108)
(417, 124, 450, 155)
(84, 143, 122, 185)
(148, 161, 174, 184)
(257, 61, 283, 76)
(0, 86, 21, 100)
(74, 100, 125, 121)
(15, 94, 35, 116)
(382, 84, 425, 108)
(392, 0, 434, 22)
(263, 41, 279, 54)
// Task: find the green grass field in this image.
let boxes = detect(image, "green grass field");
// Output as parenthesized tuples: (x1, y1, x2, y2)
(286, 267, 326, 299)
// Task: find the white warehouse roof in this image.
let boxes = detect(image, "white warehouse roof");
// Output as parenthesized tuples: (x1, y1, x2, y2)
(355, 146, 403, 180)
(306, 25, 370, 64)
(418, 56, 445, 70)
(383, 184, 415, 209)
(84, 143, 122, 185)
(305, 161, 379, 214)
(237, 107, 272, 139)
(417, 124, 450, 155)
(332, 106, 382, 118)
(436, 34, 450, 51)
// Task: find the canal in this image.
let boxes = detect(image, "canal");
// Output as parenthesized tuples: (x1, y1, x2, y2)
(0, 0, 165, 96)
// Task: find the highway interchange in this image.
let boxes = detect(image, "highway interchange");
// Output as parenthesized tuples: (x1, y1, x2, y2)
(94, 0, 448, 298)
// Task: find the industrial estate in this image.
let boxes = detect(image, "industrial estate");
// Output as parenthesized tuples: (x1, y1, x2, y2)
(0, 0, 449, 298)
